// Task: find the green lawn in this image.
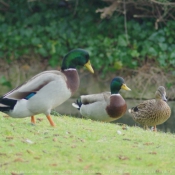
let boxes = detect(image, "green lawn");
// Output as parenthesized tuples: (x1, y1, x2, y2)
(0, 112, 175, 175)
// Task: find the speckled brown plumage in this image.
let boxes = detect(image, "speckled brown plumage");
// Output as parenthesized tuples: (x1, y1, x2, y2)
(128, 86, 171, 131)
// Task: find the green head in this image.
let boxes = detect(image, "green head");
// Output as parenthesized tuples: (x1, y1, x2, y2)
(61, 48, 94, 73)
(110, 77, 131, 94)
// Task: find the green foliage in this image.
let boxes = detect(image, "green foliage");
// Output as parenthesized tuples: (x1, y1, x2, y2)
(0, 0, 175, 75)
(0, 76, 12, 88)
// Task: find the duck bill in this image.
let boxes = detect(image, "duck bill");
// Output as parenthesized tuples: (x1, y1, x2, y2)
(84, 60, 94, 74)
(121, 84, 131, 91)
(162, 94, 167, 102)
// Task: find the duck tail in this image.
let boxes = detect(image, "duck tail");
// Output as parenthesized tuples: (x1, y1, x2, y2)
(72, 98, 82, 110)
(128, 106, 138, 113)
(0, 98, 17, 112)
(128, 109, 132, 113)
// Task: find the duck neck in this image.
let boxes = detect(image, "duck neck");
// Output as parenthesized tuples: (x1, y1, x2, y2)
(110, 81, 121, 95)
(62, 69, 80, 95)
(111, 87, 120, 95)
(61, 55, 77, 70)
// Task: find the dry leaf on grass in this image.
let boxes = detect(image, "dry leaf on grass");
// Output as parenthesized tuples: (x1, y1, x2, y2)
(11, 172, 24, 175)
(144, 142, 154, 146)
(118, 155, 130, 160)
(53, 138, 57, 142)
(26, 149, 35, 154)
(14, 158, 25, 162)
(50, 163, 57, 166)
(149, 151, 157, 155)
(6, 136, 14, 139)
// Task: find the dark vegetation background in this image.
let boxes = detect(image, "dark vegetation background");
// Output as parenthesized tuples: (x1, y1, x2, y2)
(0, 0, 175, 95)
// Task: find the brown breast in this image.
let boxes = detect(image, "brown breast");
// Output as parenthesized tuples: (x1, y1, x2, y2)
(62, 69, 80, 95)
(106, 95, 127, 118)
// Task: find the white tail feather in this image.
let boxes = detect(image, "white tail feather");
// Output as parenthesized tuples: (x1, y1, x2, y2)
(128, 109, 132, 113)
(72, 103, 79, 109)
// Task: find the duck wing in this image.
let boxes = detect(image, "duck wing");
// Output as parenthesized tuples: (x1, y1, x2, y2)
(3, 70, 66, 100)
(81, 92, 111, 104)
(131, 99, 156, 116)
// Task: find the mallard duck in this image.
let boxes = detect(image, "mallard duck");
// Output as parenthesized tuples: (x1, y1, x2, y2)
(0, 49, 94, 126)
(128, 86, 171, 131)
(72, 77, 131, 122)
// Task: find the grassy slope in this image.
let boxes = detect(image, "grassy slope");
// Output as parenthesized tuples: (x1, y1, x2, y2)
(0, 113, 175, 175)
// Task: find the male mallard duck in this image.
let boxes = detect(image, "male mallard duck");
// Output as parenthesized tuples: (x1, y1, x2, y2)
(0, 49, 94, 126)
(72, 77, 131, 122)
(128, 86, 171, 131)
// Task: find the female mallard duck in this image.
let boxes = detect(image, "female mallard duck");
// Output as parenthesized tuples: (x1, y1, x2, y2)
(128, 86, 171, 131)
(72, 77, 131, 122)
(0, 49, 94, 126)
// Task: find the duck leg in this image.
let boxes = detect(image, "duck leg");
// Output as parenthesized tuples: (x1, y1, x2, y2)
(152, 125, 157, 132)
(46, 115, 55, 127)
(31, 116, 36, 124)
(143, 125, 149, 130)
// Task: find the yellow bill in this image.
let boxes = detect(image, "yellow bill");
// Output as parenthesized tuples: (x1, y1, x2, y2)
(84, 60, 94, 74)
(121, 84, 131, 91)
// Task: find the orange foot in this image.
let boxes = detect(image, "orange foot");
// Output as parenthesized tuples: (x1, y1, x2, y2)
(152, 125, 157, 132)
(31, 116, 36, 124)
(47, 115, 56, 127)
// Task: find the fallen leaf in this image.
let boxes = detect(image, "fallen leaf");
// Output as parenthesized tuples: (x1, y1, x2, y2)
(14, 158, 25, 162)
(149, 151, 157, 155)
(37, 118, 44, 122)
(0, 153, 7, 156)
(136, 157, 142, 160)
(33, 157, 41, 160)
(53, 138, 57, 142)
(84, 164, 92, 170)
(123, 138, 131, 141)
(118, 155, 129, 160)
(26, 150, 34, 154)
(53, 134, 59, 137)
(50, 163, 57, 166)
(6, 136, 14, 139)
(0, 162, 10, 167)
(78, 158, 83, 162)
(156, 169, 162, 173)
(3, 114, 10, 118)
(78, 138, 85, 142)
(8, 144, 15, 147)
(11, 172, 24, 175)
(144, 142, 154, 146)
(71, 145, 77, 148)
(16, 153, 23, 156)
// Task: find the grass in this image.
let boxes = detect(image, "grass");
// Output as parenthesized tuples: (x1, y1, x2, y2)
(0, 112, 175, 175)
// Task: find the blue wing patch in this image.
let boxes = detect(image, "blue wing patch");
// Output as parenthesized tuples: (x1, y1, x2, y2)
(25, 92, 36, 100)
